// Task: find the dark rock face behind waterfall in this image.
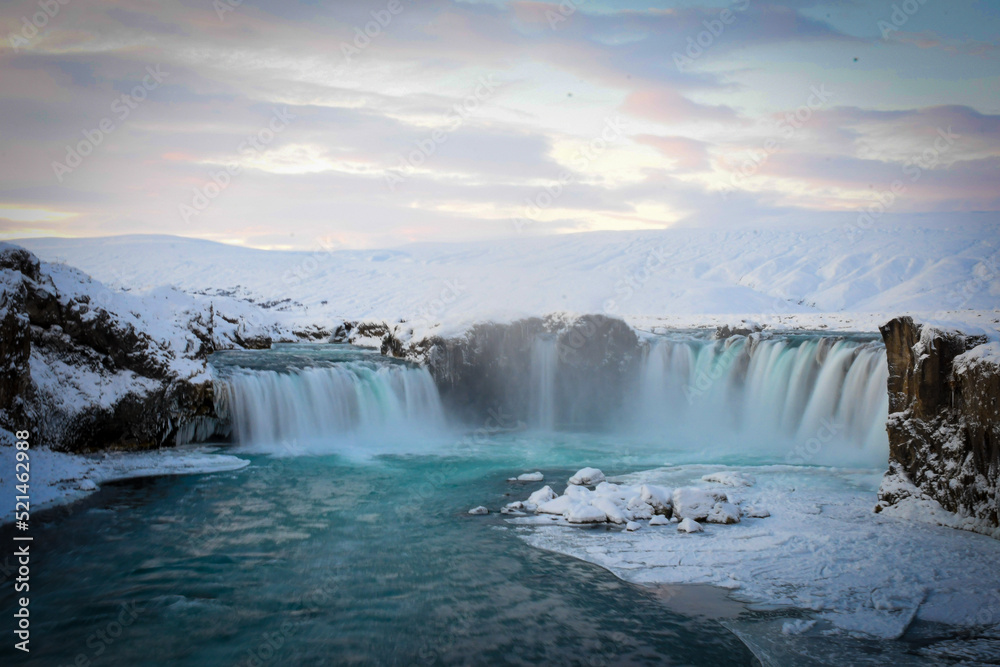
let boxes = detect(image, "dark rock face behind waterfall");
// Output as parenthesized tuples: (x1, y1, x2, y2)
(876, 316, 1000, 537)
(0, 244, 289, 452)
(399, 314, 643, 428)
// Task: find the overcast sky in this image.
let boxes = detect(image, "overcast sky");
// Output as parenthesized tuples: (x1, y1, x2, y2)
(1, 0, 998, 249)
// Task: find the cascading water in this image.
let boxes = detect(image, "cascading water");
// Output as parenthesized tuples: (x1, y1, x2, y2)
(211, 344, 445, 455)
(530, 335, 558, 430)
(631, 334, 890, 466)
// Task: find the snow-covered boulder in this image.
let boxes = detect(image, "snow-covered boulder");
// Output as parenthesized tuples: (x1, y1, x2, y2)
(677, 517, 703, 533)
(566, 502, 607, 524)
(569, 467, 605, 486)
(468, 506, 489, 515)
(701, 471, 756, 487)
(536, 495, 574, 515)
(515, 471, 544, 482)
(527, 485, 557, 506)
(639, 484, 673, 516)
(672, 487, 727, 521)
(706, 502, 741, 524)
(625, 521, 641, 532)
(625, 496, 654, 521)
(649, 515, 671, 526)
(591, 496, 627, 524)
(744, 506, 771, 518)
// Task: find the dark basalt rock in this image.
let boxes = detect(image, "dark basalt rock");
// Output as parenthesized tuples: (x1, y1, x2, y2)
(876, 316, 999, 534)
(0, 244, 275, 452)
(417, 314, 643, 428)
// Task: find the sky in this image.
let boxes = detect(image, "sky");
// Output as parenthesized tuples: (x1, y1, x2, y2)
(0, 0, 998, 250)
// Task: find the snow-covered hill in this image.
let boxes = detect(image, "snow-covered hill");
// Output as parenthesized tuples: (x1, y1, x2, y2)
(14, 224, 1000, 336)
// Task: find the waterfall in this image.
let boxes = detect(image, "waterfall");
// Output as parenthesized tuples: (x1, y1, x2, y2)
(213, 356, 445, 455)
(530, 336, 558, 430)
(632, 335, 890, 465)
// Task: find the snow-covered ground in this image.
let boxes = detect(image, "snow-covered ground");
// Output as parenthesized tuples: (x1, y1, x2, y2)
(15, 225, 1000, 338)
(0, 440, 248, 523)
(506, 465, 1000, 641)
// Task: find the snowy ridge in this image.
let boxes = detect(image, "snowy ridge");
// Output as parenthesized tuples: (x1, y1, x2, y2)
(14, 225, 999, 339)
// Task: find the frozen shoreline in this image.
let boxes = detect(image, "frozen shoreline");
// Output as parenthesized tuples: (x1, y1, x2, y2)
(0, 442, 249, 524)
(506, 464, 1000, 642)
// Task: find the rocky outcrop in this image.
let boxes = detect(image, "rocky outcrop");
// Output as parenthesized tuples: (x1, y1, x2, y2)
(0, 244, 289, 452)
(875, 316, 1000, 537)
(404, 314, 642, 427)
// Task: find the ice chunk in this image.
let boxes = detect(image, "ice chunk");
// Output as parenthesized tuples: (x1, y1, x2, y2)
(468, 506, 489, 515)
(527, 485, 557, 505)
(625, 521, 641, 532)
(78, 479, 98, 491)
(677, 517, 703, 533)
(701, 471, 756, 487)
(566, 502, 607, 524)
(706, 502, 741, 524)
(568, 467, 605, 486)
(672, 487, 727, 521)
(649, 515, 671, 526)
(516, 472, 544, 482)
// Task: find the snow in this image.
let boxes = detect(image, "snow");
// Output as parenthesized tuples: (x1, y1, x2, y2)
(11, 226, 999, 340)
(0, 444, 249, 523)
(468, 506, 489, 515)
(649, 515, 671, 526)
(511, 464, 1000, 639)
(568, 467, 606, 486)
(511, 471, 544, 482)
(954, 341, 1000, 375)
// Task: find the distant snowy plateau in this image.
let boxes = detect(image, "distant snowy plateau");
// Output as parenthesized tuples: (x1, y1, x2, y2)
(15, 224, 999, 338)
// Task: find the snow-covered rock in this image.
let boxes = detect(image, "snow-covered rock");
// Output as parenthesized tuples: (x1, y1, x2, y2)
(639, 484, 673, 515)
(743, 506, 771, 518)
(649, 515, 671, 526)
(536, 495, 574, 515)
(702, 471, 756, 487)
(566, 503, 607, 524)
(512, 471, 544, 482)
(0, 243, 295, 454)
(672, 487, 727, 521)
(591, 496, 627, 524)
(677, 517, 703, 533)
(569, 467, 606, 486)
(706, 502, 741, 524)
(468, 506, 489, 515)
(625, 521, 641, 532)
(527, 486, 557, 506)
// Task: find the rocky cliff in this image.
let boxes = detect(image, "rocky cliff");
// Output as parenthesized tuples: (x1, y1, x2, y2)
(0, 244, 292, 452)
(876, 316, 1000, 537)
